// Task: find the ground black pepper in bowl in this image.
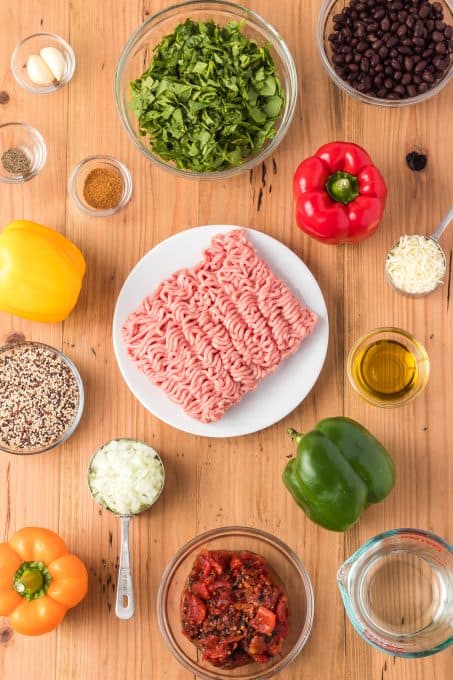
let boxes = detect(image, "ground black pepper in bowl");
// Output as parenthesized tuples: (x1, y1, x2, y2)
(0, 342, 84, 454)
(323, 0, 453, 102)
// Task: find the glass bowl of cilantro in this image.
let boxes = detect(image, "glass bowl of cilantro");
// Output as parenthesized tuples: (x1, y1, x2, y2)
(115, 0, 297, 178)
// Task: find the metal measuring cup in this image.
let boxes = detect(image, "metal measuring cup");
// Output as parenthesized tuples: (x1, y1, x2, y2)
(385, 206, 453, 296)
(88, 438, 165, 620)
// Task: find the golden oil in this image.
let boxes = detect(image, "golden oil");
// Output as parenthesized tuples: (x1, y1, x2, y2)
(351, 339, 419, 403)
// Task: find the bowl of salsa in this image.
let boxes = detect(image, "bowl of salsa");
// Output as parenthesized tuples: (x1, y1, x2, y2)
(157, 526, 314, 679)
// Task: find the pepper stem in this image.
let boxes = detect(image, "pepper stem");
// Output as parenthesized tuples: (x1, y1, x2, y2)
(325, 171, 359, 205)
(14, 561, 51, 601)
(288, 428, 304, 443)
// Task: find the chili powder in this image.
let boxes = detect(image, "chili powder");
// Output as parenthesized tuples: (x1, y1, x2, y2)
(83, 166, 123, 210)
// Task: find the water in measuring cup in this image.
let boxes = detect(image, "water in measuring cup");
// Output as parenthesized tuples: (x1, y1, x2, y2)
(361, 550, 444, 635)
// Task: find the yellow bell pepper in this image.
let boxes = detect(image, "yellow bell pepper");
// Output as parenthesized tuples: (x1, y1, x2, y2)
(0, 220, 86, 322)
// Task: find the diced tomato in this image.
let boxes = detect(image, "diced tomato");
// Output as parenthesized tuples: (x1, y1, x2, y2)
(211, 573, 231, 590)
(250, 606, 276, 635)
(183, 593, 206, 624)
(230, 555, 243, 570)
(248, 634, 266, 656)
(276, 594, 289, 623)
(181, 550, 290, 671)
(191, 581, 210, 600)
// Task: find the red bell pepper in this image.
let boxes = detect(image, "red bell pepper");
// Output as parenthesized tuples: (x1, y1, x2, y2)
(293, 142, 387, 244)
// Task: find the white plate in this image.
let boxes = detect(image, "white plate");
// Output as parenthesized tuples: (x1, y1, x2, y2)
(113, 226, 329, 437)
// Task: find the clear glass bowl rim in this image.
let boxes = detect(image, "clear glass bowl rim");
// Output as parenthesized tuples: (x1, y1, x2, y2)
(347, 326, 430, 407)
(0, 340, 84, 455)
(337, 528, 453, 658)
(114, 0, 298, 179)
(317, 0, 453, 108)
(0, 121, 47, 184)
(10, 31, 76, 94)
(157, 524, 315, 679)
(68, 154, 133, 216)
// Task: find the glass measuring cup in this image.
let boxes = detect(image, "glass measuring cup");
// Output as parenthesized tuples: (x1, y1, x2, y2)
(385, 206, 453, 296)
(88, 438, 165, 619)
(337, 529, 453, 657)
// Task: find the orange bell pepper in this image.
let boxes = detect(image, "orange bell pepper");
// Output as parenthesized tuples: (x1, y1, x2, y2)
(0, 527, 88, 635)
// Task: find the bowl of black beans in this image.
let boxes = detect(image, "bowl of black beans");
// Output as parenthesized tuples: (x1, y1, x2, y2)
(318, 0, 453, 106)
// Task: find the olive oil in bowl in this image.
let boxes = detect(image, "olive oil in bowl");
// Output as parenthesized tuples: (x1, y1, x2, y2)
(348, 328, 430, 407)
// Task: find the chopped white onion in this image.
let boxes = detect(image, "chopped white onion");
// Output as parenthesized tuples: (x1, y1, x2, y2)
(89, 439, 164, 515)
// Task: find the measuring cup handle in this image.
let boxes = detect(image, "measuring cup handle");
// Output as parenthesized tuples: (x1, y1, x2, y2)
(115, 515, 135, 620)
(430, 206, 453, 242)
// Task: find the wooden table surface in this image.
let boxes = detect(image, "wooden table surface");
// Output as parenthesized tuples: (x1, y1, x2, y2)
(0, 1, 452, 679)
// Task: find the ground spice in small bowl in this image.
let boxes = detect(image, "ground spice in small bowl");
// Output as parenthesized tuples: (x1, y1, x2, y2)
(82, 166, 124, 210)
(1, 147, 31, 175)
(0, 343, 82, 454)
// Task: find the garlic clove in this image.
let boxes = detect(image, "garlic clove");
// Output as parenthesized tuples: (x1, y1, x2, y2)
(26, 54, 55, 85)
(39, 47, 66, 82)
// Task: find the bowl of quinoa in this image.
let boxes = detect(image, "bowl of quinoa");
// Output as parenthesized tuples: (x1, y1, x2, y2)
(0, 341, 84, 455)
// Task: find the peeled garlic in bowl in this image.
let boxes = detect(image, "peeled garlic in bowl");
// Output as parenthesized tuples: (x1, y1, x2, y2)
(40, 47, 65, 81)
(26, 46, 66, 85)
(27, 54, 55, 85)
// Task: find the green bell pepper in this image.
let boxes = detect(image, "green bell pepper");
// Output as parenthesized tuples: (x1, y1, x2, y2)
(283, 417, 395, 532)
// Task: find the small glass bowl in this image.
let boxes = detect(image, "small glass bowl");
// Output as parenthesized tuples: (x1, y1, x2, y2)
(157, 525, 314, 680)
(318, 0, 453, 107)
(115, 0, 298, 179)
(347, 327, 430, 407)
(68, 155, 133, 217)
(11, 32, 76, 94)
(385, 235, 447, 298)
(0, 341, 84, 455)
(0, 122, 46, 183)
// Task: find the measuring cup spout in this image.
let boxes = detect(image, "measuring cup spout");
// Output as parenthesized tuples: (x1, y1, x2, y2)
(430, 206, 453, 242)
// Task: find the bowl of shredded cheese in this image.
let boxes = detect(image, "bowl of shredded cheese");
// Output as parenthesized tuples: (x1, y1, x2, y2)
(385, 234, 446, 297)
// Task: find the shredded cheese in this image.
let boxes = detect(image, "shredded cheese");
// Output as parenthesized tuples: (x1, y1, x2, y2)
(385, 235, 445, 295)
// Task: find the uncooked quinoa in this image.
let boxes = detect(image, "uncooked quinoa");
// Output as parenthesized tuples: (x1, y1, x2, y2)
(0, 344, 81, 452)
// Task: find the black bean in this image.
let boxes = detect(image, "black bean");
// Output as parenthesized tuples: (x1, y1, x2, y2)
(435, 43, 448, 54)
(419, 5, 430, 20)
(414, 59, 428, 72)
(422, 70, 435, 82)
(374, 8, 386, 21)
(328, 0, 453, 101)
